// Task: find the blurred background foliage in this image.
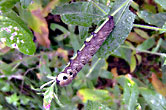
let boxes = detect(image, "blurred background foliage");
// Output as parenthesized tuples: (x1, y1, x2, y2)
(0, 0, 166, 110)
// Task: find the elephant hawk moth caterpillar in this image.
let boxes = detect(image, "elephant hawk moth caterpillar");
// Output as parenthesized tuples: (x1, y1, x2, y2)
(56, 16, 114, 86)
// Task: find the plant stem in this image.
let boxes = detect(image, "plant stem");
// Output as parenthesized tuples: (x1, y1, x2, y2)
(92, 1, 107, 15)
(133, 24, 166, 31)
(120, 45, 166, 57)
(111, 0, 132, 16)
(86, 58, 101, 77)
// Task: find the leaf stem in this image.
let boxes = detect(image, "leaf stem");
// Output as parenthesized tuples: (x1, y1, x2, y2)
(133, 24, 166, 31)
(111, 0, 133, 16)
(120, 45, 166, 57)
(92, 1, 107, 15)
(40, 79, 55, 89)
(86, 58, 101, 77)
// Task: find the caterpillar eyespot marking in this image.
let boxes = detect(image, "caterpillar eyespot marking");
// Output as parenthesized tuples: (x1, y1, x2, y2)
(63, 76, 68, 80)
(56, 16, 114, 86)
(69, 72, 73, 75)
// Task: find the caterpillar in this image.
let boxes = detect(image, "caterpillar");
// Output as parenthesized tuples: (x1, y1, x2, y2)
(56, 16, 114, 86)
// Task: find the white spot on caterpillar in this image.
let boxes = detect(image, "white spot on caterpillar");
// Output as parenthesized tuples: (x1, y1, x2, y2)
(85, 34, 94, 42)
(67, 69, 72, 74)
(71, 53, 77, 60)
(66, 62, 70, 67)
(57, 73, 69, 81)
(85, 37, 91, 42)
(73, 63, 79, 68)
(79, 44, 85, 51)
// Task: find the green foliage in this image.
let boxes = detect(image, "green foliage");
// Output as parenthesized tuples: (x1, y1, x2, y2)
(85, 100, 111, 110)
(153, 0, 166, 10)
(117, 76, 139, 110)
(0, 0, 166, 110)
(0, 11, 36, 55)
(140, 88, 166, 110)
(52, 2, 110, 27)
(138, 11, 166, 27)
(0, 0, 19, 11)
(78, 88, 111, 104)
(97, 0, 136, 58)
(137, 38, 155, 50)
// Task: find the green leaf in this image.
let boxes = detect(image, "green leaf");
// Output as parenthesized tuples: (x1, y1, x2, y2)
(152, 38, 163, 52)
(43, 86, 54, 110)
(134, 28, 150, 39)
(50, 23, 70, 41)
(85, 100, 111, 110)
(154, 0, 166, 10)
(77, 88, 112, 105)
(50, 23, 68, 34)
(20, 0, 32, 9)
(0, 0, 19, 12)
(5, 93, 19, 106)
(52, 1, 110, 26)
(139, 87, 166, 110)
(130, 54, 136, 73)
(0, 61, 16, 75)
(79, 26, 89, 41)
(39, 55, 52, 75)
(161, 57, 166, 83)
(112, 46, 131, 64)
(160, 22, 166, 34)
(117, 76, 139, 110)
(138, 11, 166, 27)
(137, 38, 155, 50)
(86, 56, 106, 80)
(69, 33, 81, 52)
(0, 10, 36, 55)
(61, 14, 94, 27)
(97, 0, 136, 58)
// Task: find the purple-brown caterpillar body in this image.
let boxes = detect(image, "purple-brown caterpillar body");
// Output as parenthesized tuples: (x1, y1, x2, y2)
(56, 16, 114, 86)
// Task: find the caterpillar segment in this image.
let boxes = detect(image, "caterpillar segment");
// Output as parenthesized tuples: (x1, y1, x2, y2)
(56, 16, 114, 86)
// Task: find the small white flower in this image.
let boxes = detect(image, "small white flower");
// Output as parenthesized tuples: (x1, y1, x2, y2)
(31, 1, 34, 4)
(4, 27, 11, 33)
(17, 38, 20, 43)
(0, 38, 6, 42)
(0, 10, 2, 15)
(19, 33, 23, 35)
(11, 43, 18, 49)
(21, 40, 24, 43)
(11, 32, 17, 36)
(14, 27, 19, 31)
(1, 27, 4, 31)
(8, 26, 12, 28)
(128, 83, 131, 87)
(10, 36, 14, 40)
